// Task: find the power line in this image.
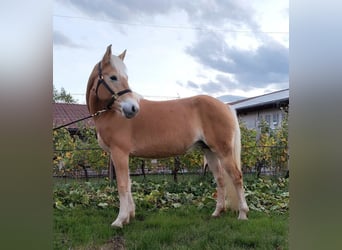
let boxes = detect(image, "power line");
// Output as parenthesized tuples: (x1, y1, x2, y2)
(53, 14, 288, 34)
(69, 93, 179, 101)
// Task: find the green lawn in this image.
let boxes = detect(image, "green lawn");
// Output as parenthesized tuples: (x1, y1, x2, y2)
(53, 174, 289, 249)
(54, 207, 288, 250)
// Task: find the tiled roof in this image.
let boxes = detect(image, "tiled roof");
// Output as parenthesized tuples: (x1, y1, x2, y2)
(53, 103, 94, 129)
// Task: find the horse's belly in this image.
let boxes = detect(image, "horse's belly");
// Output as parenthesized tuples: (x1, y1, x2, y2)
(132, 147, 187, 158)
(131, 135, 195, 158)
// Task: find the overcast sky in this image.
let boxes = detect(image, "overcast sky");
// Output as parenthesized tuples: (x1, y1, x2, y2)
(53, 0, 288, 103)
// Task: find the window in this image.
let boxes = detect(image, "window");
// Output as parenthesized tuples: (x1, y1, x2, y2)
(265, 114, 271, 126)
(273, 113, 279, 127)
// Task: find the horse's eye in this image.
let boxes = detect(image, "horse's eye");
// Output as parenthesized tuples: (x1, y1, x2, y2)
(110, 75, 117, 81)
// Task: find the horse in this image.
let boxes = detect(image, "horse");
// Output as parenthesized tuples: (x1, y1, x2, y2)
(86, 45, 249, 228)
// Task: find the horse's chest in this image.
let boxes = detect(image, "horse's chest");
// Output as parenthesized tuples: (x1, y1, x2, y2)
(97, 132, 110, 153)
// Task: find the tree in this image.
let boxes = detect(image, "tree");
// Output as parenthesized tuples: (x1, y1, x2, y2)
(53, 85, 77, 103)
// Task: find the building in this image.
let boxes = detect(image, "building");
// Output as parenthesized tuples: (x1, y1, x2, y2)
(53, 103, 94, 134)
(230, 89, 289, 130)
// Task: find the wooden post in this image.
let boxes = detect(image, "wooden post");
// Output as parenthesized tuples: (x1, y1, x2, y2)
(173, 156, 180, 183)
(140, 160, 146, 179)
(79, 163, 89, 182)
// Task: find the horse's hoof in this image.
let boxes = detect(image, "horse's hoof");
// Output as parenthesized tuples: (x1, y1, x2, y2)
(111, 220, 123, 228)
(212, 206, 226, 217)
(211, 211, 221, 217)
(238, 213, 248, 220)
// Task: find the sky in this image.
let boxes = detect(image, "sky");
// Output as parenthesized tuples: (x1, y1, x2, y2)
(53, 0, 288, 104)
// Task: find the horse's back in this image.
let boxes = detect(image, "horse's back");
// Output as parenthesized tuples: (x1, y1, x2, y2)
(138, 95, 229, 113)
(135, 95, 234, 130)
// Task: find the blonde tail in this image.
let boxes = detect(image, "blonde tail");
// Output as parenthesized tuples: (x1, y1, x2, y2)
(231, 106, 241, 172)
(224, 106, 241, 211)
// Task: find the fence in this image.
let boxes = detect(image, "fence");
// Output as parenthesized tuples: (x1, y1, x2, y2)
(53, 147, 109, 180)
(241, 145, 289, 177)
(53, 145, 289, 180)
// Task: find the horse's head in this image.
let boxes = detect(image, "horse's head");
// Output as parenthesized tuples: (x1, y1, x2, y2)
(88, 44, 140, 119)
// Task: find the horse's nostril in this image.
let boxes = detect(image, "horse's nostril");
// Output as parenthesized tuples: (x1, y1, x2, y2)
(131, 105, 139, 114)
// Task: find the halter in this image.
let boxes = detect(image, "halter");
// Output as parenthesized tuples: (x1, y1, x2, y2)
(95, 62, 132, 109)
(53, 61, 133, 131)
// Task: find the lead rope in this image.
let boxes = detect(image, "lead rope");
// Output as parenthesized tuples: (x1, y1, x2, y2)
(53, 108, 108, 131)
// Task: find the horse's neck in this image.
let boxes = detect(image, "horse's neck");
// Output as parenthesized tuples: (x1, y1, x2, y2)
(86, 67, 107, 114)
(89, 100, 106, 114)
(88, 93, 107, 114)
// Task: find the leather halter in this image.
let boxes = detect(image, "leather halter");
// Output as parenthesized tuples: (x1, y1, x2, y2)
(95, 62, 132, 109)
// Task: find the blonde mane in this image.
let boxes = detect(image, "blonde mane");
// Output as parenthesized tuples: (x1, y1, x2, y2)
(110, 55, 127, 79)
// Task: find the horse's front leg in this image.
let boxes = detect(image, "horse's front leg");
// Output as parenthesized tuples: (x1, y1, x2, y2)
(110, 149, 135, 228)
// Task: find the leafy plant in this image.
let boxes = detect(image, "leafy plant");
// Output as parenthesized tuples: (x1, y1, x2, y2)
(53, 128, 76, 177)
(53, 176, 288, 214)
(244, 177, 289, 214)
(239, 109, 289, 175)
(53, 126, 109, 178)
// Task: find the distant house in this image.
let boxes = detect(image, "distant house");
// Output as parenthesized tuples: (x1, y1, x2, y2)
(53, 103, 94, 134)
(230, 89, 289, 130)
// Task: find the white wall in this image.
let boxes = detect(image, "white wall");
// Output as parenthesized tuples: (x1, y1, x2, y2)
(238, 108, 285, 130)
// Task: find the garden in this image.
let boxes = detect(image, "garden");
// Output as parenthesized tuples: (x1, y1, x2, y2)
(53, 114, 289, 249)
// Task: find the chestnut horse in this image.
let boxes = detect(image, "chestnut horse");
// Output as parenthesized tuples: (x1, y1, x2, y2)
(86, 45, 249, 228)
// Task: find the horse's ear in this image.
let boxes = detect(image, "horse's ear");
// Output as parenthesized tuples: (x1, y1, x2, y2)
(102, 44, 112, 63)
(118, 49, 127, 61)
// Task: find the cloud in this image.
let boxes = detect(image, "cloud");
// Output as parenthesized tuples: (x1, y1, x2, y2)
(53, 30, 79, 48)
(217, 94, 246, 103)
(200, 81, 225, 94)
(182, 74, 236, 95)
(180, 1, 259, 31)
(186, 31, 288, 91)
(186, 80, 199, 89)
(56, 0, 288, 95)
(59, 0, 258, 30)
(183, 79, 246, 102)
(58, 0, 176, 21)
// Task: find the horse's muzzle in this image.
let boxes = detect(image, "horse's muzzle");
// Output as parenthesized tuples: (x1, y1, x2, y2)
(121, 100, 140, 119)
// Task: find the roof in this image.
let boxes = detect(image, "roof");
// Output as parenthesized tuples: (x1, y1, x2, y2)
(229, 89, 289, 110)
(53, 103, 94, 130)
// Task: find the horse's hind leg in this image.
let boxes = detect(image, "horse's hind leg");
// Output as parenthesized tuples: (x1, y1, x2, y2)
(204, 150, 226, 217)
(219, 155, 249, 220)
(110, 149, 135, 228)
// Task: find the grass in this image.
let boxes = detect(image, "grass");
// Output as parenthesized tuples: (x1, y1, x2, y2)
(54, 207, 288, 249)
(53, 174, 288, 249)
